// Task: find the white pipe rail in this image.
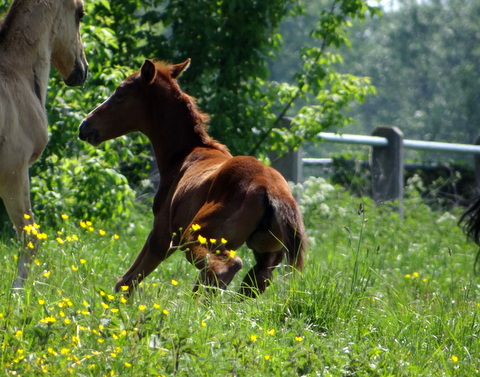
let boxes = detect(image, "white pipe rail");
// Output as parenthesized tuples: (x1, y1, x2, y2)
(317, 132, 480, 154)
(403, 139, 480, 154)
(317, 132, 388, 147)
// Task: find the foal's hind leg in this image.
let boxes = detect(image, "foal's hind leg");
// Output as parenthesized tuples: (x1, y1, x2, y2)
(239, 251, 284, 298)
(183, 231, 243, 292)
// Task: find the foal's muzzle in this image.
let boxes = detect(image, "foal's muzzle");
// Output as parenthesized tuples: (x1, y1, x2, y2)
(78, 119, 100, 146)
(64, 60, 88, 87)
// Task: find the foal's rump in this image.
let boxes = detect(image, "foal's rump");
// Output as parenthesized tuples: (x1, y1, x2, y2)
(207, 156, 306, 269)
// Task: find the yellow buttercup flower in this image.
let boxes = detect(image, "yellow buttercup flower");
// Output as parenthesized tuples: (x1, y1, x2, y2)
(198, 235, 207, 244)
(191, 224, 201, 231)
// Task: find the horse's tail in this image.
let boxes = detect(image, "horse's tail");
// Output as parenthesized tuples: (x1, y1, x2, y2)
(459, 196, 480, 245)
(268, 193, 307, 270)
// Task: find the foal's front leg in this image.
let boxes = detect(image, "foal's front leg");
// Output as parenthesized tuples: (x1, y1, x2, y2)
(1, 168, 38, 290)
(115, 228, 172, 294)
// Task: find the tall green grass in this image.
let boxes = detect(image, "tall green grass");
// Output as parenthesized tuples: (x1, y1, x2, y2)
(0, 177, 479, 376)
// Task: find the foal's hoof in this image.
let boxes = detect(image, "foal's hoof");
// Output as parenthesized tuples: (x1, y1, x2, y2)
(115, 279, 133, 295)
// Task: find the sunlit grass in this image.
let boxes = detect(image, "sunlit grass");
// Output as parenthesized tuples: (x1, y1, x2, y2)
(0, 179, 479, 376)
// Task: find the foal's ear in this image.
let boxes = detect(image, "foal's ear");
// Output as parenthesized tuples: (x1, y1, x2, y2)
(141, 59, 156, 83)
(170, 58, 191, 79)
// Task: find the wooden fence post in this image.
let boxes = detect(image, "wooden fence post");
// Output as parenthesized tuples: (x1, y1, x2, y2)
(270, 118, 303, 183)
(371, 126, 404, 208)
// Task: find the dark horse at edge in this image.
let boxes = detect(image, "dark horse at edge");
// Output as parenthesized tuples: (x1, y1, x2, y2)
(79, 59, 307, 297)
(460, 196, 480, 268)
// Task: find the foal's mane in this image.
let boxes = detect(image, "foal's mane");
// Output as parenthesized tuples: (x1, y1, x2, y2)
(0, 0, 21, 42)
(153, 61, 229, 153)
(0, 0, 56, 45)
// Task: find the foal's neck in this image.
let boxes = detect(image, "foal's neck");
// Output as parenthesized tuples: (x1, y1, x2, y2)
(147, 118, 229, 178)
(0, 0, 58, 105)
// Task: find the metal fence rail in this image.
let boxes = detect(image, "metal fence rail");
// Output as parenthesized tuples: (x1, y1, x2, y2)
(272, 125, 480, 213)
(317, 132, 480, 154)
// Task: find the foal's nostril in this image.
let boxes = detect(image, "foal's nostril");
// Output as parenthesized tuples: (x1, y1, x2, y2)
(65, 60, 88, 87)
(78, 120, 88, 140)
(78, 120, 100, 146)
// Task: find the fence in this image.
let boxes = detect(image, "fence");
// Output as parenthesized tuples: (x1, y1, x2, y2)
(271, 125, 480, 207)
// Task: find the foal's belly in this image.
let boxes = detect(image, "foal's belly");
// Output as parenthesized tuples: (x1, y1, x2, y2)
(169, 160, 226, 229)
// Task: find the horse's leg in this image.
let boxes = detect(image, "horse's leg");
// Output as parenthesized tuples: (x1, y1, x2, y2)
(189, 247, 244, 293)
(114, 227, 171, 293)
(238, 251, 284, 298)
(0, 168, 37, 289)
(183, 198, 264, 292)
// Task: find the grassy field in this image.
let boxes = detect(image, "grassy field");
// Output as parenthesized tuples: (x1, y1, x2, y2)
(0, 177, 479, 376)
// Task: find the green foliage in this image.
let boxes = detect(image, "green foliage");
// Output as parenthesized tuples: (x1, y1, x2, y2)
(30, 153, 135, 228)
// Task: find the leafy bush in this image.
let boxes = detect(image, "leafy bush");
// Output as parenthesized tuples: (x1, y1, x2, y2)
(30, 153, 136, 228)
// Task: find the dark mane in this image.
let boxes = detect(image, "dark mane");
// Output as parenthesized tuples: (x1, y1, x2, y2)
(154, 61, 229, 153)
(0, 0, 22, 43)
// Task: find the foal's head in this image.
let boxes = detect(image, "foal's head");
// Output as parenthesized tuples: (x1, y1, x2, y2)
(79, 59, 192, 146)
(51, 0, 88, 86)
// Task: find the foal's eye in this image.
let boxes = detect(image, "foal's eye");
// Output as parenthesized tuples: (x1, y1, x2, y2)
(77, 8, 85, 22)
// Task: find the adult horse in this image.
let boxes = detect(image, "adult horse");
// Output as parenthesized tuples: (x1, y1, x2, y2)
(0, 0, 88, 288)
(79, 59, 306, 297)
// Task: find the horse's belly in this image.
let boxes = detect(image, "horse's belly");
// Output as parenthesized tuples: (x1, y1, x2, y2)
(169, 162, 225, 228)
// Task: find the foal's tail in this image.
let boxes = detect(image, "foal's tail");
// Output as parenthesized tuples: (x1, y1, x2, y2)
(269, 195, 307, 270)
(459, 196, 480, 245)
